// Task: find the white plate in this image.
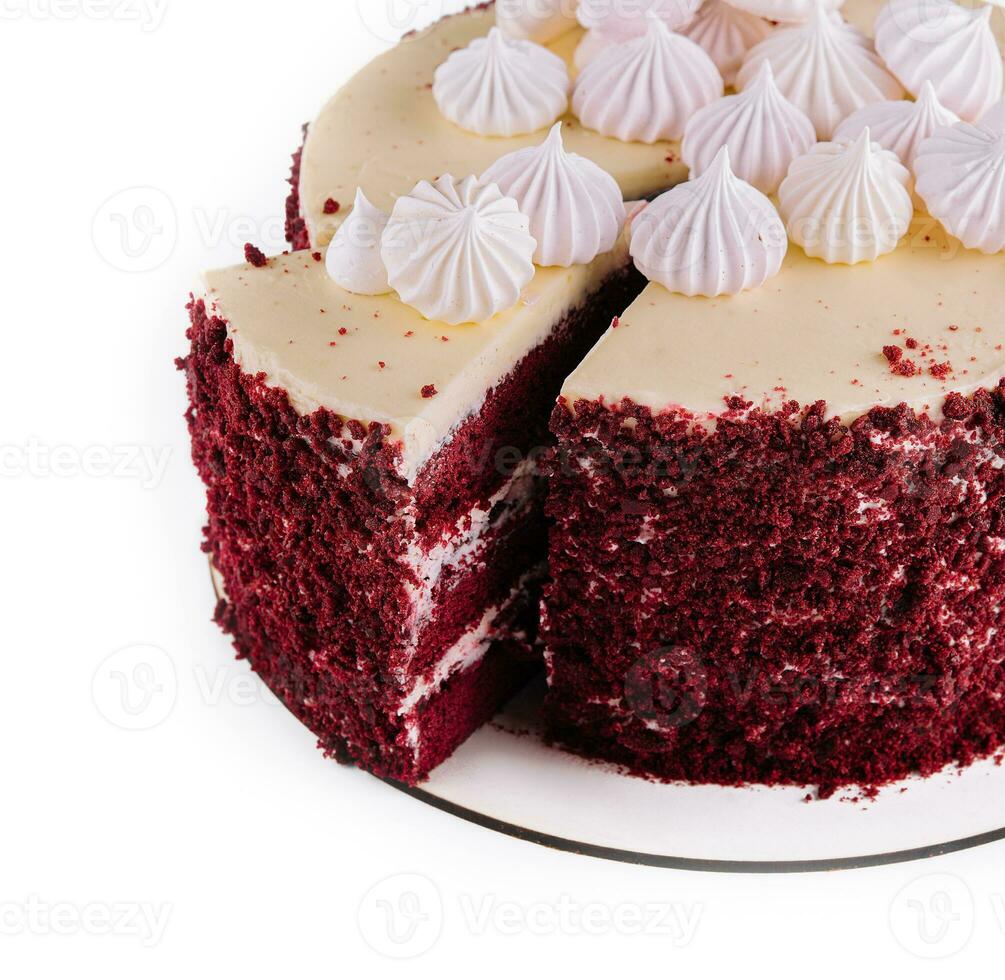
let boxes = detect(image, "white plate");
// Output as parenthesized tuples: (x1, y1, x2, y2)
(393, 681, 1005, 872)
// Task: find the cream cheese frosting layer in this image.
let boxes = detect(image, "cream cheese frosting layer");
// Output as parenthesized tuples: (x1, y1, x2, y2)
(563, 218, 1005, 424)
(203, 235, 632, 484)
(299, 6, 684, 247)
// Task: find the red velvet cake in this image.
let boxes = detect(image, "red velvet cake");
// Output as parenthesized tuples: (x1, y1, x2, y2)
(184, 0, 1005, 798)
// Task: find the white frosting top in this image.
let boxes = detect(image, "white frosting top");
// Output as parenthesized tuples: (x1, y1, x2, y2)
(726, 0, 844, 23)
(834, 80, 961, 166)
(381, 175, 537, 324)
(875, 0, 1003, 123)
(496, 0, 579, 44)
(573, 13, 723, 143)
(577, 0, 702, 38)
(481, 123, 628, 267)
(915, 121, 1005, 254)
(630, 147, 788, 296)
(433, 27, 570, 137)
(984, 98, 1005, 131)
(680, 0, 775, 85)
(682, 61, 816, 193)
(737, 7, 904, 139)
(326, 189, 391, 295)
(779, 129, 914, 263)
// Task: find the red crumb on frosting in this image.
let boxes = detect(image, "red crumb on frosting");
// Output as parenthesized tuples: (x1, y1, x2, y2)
(323, 198, 340, 215)
(930, 362, 953, 380)
(405, 331, 415, 338)
(378, 361, 386, 370)
(611, 316, 621, 329)
(338, 327, 348, 336)
(906, 337, 919, 350)
(883, 345, 903, 365)
(312, 252, 322, 262)
(421, 384, 438, 399)
(244, 243, 268, 268)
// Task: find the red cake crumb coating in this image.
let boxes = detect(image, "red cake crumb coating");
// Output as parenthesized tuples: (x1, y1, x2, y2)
(285, 127, 310, 252)
(244, 243, 268, 268)
(179, 264, 645, 782)
(544, 388, 1005, 797)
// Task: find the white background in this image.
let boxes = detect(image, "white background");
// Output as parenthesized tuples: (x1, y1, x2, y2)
(3, 0, 1005, 975)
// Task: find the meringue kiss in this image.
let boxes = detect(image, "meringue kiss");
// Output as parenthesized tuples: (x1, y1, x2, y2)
(737, 6, 904, 139)
(834, 80, 961, 167)
(683, 61, 816, 194)
(915, 122, 1005, 254)
(481, 123, 627, 267)
(433, 27, 570, 137)
(573, 12, 723, 143)
(779, 129, 914, 264)
(680, 0, 775, 86)
(326, 189, 391, 295)
(381, 176, 536, 325)
(630, 147, 788, 296)
(875, 0, 1003, 123)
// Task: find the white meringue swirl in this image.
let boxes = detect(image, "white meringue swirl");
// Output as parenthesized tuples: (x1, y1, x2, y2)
(326, 189, 391, 295)
(984, 99, 1005, 133)
(433, 27, 570, 138)
(736, 6, 904, 140)
(725, 0, 844, 23)
(915, 122, 1005, 254)
(779, 129, 914, 264)
(573, 13, 723, 143)
(679, 0, 774, 86)
(481, 123, 628, 267)
(834, 80, 961, 166)
(875, 0, 1003, 123)
(496, 0, 579, 44)
(577, 0, 701, 38)
(682, 61, 816, 194)
(629, 146, 788, 296)
(381, 175, 537, 325)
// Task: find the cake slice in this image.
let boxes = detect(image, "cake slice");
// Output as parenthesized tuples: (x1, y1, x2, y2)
(544, 221, 1005, 795)
(180, 237, 643, 783)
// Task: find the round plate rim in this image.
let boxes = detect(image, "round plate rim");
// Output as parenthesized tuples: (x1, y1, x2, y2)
(385, 779, 1005, 874)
